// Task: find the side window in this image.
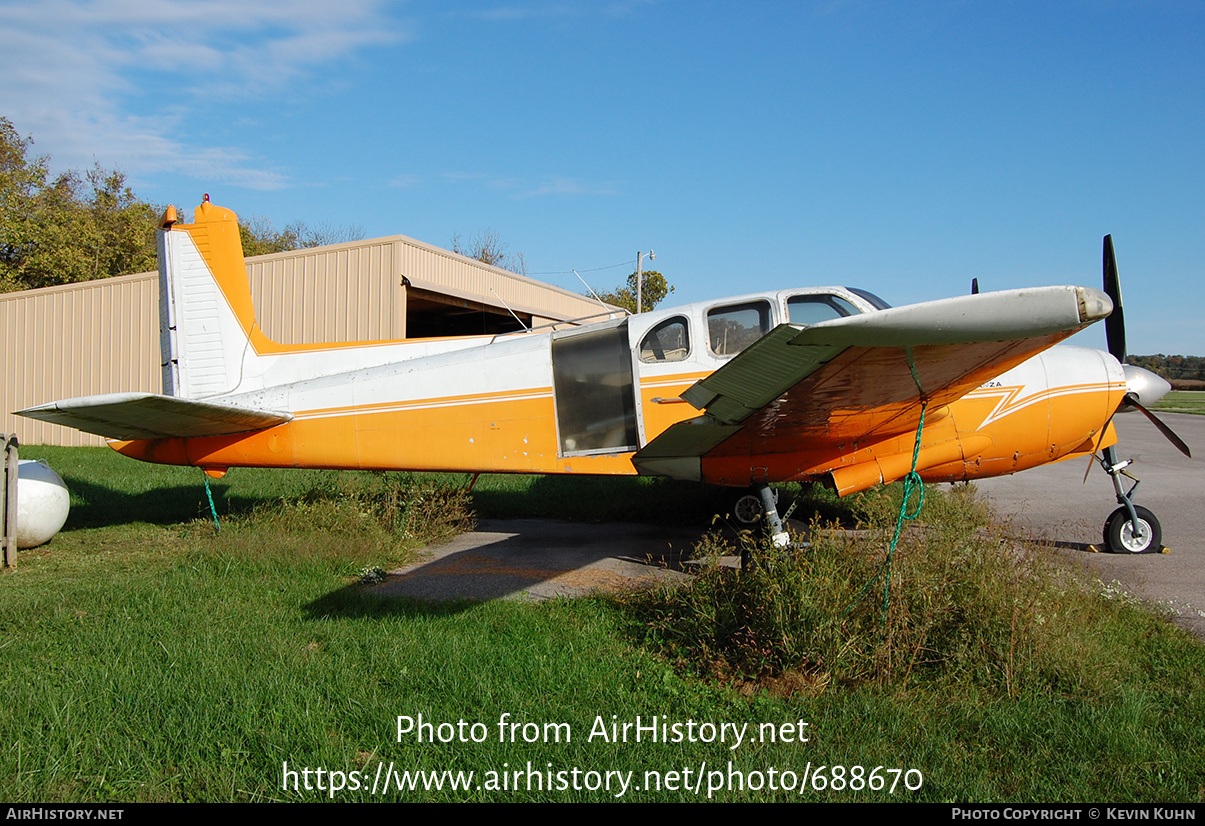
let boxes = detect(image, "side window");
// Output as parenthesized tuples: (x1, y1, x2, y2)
(708, 301, 772, 356)
(787, 294, 862, 325)
(639, 316, 690, 363)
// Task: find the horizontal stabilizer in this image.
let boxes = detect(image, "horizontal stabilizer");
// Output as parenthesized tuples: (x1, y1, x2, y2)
(17, 393, 292, 440)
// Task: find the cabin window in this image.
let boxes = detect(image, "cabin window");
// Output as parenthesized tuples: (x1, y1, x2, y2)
(552, 322, 639, 455)
(707, 300, 772, 356)
(787, 294, 862, 325)
(638, 316, 690, 363)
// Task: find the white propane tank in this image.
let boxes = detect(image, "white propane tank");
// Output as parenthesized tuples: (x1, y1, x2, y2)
(15, 460, 70, 548)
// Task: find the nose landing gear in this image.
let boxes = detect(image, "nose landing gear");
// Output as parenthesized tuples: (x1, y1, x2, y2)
(1091, 236, 1184, 555)
(1098, 445, 1163, 554)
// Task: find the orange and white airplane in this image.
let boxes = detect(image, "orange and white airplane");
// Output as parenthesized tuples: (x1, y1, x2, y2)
(19, 197, 1189, 554)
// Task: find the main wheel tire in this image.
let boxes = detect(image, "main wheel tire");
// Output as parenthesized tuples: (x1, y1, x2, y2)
(732, 488, 778, 526)
(733, 494, 763, 525)
(1103, 505, 1162, 554)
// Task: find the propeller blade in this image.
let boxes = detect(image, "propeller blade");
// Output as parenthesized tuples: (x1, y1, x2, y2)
(1103, 235, 1126, 363)
(971, 277, 979, 295)
(1123, 394, 1192, 457)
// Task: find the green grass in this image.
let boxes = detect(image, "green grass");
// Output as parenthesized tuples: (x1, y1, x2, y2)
(2, 448, 1204, 802)
(1150, 389, 1205, 415)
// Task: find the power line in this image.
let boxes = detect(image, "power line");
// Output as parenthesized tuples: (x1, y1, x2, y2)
(527, 259, 633, 276)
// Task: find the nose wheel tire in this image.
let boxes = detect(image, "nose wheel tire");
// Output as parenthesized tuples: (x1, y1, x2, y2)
(1103, 505, 1162, 554)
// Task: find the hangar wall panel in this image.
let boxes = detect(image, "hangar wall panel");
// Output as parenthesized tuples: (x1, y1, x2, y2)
(392, 234, 611, 322)
(2, 272, 160, 447)
(247, 239, 404, 344)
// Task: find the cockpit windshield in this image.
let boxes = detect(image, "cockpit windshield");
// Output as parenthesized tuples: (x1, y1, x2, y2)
(846, 287, 892, 310)
(787, 294, 862, 325)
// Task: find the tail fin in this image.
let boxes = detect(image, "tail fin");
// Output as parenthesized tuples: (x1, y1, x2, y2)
(158, 196, 261, 400)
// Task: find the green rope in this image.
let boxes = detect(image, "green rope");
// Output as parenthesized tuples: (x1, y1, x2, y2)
(203, 474, 220, 533)
(843, 401, 928, 624)
(880, 401, 927, 623)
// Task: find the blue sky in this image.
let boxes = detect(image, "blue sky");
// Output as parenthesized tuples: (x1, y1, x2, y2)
(2, 0, 1202, 354)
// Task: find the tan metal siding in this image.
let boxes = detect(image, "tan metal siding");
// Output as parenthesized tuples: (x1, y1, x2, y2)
(2, 272, 161, 447)
(390, 233, 608, 321)
(247, 240, 403, 344)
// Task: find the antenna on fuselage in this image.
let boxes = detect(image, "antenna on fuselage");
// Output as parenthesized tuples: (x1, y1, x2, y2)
(489, 288, 530, 332)
(575, 270, 628, 318)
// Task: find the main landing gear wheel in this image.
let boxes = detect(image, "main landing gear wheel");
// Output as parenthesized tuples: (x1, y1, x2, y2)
(732, 485, 790, 570)
(1103, 505, 1162, 554)
(733, 490, 774, 526)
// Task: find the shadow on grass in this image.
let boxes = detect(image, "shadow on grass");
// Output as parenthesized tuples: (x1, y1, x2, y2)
(303, 584, 478, 620)
(471, 475, 863, 528)
(57, 474, 319, 530)
(59, 477, 224, 528)
(57, 470, 862, 537)
(470, 475, 726, 524)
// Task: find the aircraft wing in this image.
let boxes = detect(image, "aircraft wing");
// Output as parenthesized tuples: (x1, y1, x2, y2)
(17, 393, 292, 440)
(633, 285, 1111, 480)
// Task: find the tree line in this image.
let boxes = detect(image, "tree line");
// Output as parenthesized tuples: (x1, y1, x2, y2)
(0, 117, 160, 293)
(0, 117, 361, 294)
(1129, 354, 1205, 387)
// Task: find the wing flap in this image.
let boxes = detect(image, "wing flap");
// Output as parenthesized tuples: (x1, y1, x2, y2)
(680, 326, 841, 424)
(17, 393, 292, 440)
(629, 417, 741, 480)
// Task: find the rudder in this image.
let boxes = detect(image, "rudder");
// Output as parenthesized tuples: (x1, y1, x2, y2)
(158, 196, 262, 400)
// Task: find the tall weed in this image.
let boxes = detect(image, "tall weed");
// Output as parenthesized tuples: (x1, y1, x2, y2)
(619, 484, 1108, 698)
(194, 472, 475, 576)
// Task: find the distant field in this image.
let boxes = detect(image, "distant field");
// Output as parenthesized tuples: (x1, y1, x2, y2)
(1151, 390, 1205, 415)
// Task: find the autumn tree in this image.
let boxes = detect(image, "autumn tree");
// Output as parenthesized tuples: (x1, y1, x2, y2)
(239, 217, 365, 257)
(0, 117, 367, 291)
(452, 229, 527, 275)
(1130, 354, 1205, 382)
(0, 117, 159, 292)
(595, 269, 674, 314)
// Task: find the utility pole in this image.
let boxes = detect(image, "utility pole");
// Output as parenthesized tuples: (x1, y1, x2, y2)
(636, 250, 655, 314)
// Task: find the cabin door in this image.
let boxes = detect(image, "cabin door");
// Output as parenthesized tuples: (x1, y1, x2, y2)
(551, 319, 639, 456)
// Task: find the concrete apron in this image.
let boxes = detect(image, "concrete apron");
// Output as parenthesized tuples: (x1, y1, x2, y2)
(372, 518, 703, 602)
